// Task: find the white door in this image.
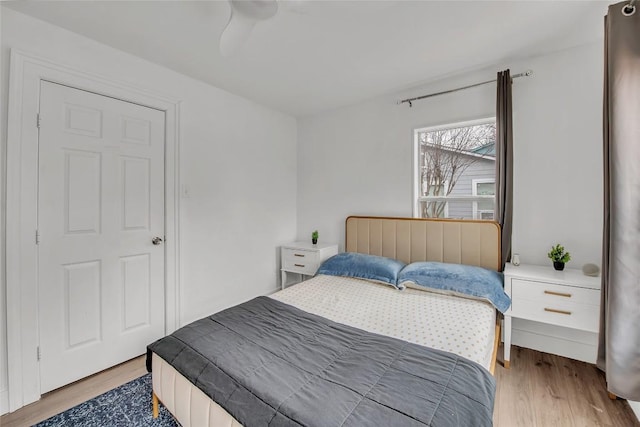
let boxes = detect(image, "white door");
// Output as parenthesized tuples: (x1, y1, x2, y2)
(37, 81, 166, 393)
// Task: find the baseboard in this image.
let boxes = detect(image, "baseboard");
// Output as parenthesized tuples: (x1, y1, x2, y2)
(629, 401, 640, 422)
(511, 318, 598, 363)
(0, 388, 8, 415)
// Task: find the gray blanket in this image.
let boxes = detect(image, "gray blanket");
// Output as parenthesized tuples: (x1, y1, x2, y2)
(147, 296, 495, 426)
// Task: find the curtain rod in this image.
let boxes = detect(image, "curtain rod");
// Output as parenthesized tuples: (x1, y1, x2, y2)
(397, 69, 533, 107)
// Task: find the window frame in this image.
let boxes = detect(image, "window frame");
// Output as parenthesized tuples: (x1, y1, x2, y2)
(412, 117, 496, 219)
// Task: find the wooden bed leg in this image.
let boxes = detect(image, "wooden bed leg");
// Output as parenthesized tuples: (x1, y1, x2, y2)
(608, 392, 617, 400)
(490, 323, 500, 376)
(504, 360, 511, 369)
(152, 392, 159, 418)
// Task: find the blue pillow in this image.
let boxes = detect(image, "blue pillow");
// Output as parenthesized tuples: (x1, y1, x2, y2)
(398, 262, 511, 313)
(317, 252, 406, 289)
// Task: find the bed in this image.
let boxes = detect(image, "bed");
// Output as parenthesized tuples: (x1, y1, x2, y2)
(147, 216, 505, 427)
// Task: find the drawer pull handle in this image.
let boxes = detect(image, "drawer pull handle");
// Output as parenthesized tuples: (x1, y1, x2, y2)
(294, 264, 305, 267)
(544, 308, 572, 315)
(544, 290, 572, 298)
(294, 254, 305, 257)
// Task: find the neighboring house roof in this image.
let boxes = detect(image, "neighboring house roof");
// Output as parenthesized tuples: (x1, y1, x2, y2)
(470, 142, 495, 156)
(424, 142, 495, 161)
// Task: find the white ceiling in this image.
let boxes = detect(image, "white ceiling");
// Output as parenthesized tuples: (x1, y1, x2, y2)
(4, 1, 608, 116)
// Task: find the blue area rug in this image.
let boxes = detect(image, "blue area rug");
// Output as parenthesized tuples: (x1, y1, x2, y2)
(34, 374, 178, 427)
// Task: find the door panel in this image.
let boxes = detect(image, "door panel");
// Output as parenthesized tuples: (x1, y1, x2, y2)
(38, 81, 166, 393)
(121, 254, 151, 331)
(63, 260, 102, 348)
(64, 150, 102, 234)
(122, 157, 150, 230)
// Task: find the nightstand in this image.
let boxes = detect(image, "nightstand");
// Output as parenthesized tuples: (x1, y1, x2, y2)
(280, 242, 338, 289)
(503, 263, 601, 368)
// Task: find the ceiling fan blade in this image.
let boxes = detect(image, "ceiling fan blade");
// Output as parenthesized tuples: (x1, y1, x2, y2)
(234, 0, 278, 20)
(219, 0, 279, 56)
(219, 11, 257, 57)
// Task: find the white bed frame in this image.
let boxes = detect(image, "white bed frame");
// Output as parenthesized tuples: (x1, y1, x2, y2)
(151, 216, 503, 426)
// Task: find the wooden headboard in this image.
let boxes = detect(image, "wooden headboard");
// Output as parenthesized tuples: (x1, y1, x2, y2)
(345, 216, 501, 272)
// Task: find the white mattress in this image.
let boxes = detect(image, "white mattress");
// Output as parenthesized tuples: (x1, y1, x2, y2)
(269, 274, 496, 370)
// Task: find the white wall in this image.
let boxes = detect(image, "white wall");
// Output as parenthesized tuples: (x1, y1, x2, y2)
(297, 42, 603, 269)
(0, 7, 297, 413)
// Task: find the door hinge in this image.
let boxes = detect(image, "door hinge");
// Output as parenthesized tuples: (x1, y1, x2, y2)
(36, 113, 41, 129)
(36, 229, 40, 245)
(37, 346, 41, 361)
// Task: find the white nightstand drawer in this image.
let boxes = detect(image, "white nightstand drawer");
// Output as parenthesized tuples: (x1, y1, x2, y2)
(282, 258, 318, 275)
(511, 298, 599, 332)
(282, 248, 320, 264)
(281, 242, 338, 289)
(512, 279, 600, 306)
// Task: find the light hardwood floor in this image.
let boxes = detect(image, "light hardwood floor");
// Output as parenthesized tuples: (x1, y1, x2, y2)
(494, 346, 639, 427)
(2, 346, 639, 427)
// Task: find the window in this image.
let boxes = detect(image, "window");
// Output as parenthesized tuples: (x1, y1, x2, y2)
(413, 119, 496, 220)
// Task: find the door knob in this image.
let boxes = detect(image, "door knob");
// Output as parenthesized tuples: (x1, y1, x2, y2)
(152, 237, 163, 245)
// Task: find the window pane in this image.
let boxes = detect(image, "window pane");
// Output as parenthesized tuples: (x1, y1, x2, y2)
(418, 201, 448, 218)
(446, 200, 475, 220)
(416, 120, 496, 220)
(477, 199, 494, 211)
(424, 183, 445, 197)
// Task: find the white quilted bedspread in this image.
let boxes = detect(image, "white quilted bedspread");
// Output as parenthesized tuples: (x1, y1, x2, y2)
(270, 274, 496, 370)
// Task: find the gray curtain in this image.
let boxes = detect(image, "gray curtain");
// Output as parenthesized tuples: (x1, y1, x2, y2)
(597, 1, 640, 400)
(495, 70, 513, 269)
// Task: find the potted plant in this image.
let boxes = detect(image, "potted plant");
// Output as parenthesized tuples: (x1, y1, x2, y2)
(547, 244, 571, 271)
(311, 230, 319, 245)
